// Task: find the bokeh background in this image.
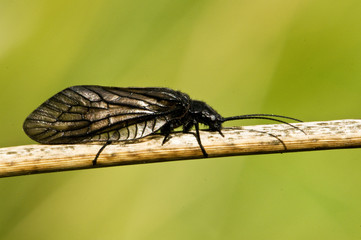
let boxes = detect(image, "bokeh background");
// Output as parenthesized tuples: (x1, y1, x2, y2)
(1, 0, 361, 239)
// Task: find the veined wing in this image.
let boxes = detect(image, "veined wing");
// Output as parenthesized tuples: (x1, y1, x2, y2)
(23, 85, 190, 144)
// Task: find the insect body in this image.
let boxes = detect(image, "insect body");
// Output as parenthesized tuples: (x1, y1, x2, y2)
(23, 85, 301, 165)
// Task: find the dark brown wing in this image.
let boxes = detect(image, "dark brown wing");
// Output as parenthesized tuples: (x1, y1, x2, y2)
(23, 85, 191, 144)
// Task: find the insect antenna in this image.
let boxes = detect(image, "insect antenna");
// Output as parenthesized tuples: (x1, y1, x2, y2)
(221, 114, 305, 134)
(219, 114, 305, 151)
(242, 128, 288, 150)
(222, 113, 302, 123)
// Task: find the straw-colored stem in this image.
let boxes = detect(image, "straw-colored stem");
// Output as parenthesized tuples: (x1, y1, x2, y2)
(1, 119, 361, 178)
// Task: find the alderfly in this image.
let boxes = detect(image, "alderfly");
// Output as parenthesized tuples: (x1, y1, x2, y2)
(23, 86, 302, 165)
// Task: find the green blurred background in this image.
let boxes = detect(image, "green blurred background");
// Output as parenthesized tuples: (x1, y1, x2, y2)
(1, 0, 361, 239)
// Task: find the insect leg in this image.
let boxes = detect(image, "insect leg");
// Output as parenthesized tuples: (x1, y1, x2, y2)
(194, 122, 208, 157)
(162, 134, 171, 145)
(160, 125, 172, 145)
(93, 140, 112, 166)
(217, 129, 224, 137)
(182, 120, 194, 133)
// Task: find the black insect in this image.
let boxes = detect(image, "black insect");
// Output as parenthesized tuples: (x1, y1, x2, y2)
(23, 85, 301, 165)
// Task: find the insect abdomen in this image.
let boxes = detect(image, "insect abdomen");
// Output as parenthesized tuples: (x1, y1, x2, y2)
(83, 117, 168, 143)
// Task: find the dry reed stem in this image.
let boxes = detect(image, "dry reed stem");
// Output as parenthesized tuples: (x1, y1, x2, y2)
(1, 119, 361, 178)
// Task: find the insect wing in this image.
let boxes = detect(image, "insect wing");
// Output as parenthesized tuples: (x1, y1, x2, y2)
(23, 86, 190, 144)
